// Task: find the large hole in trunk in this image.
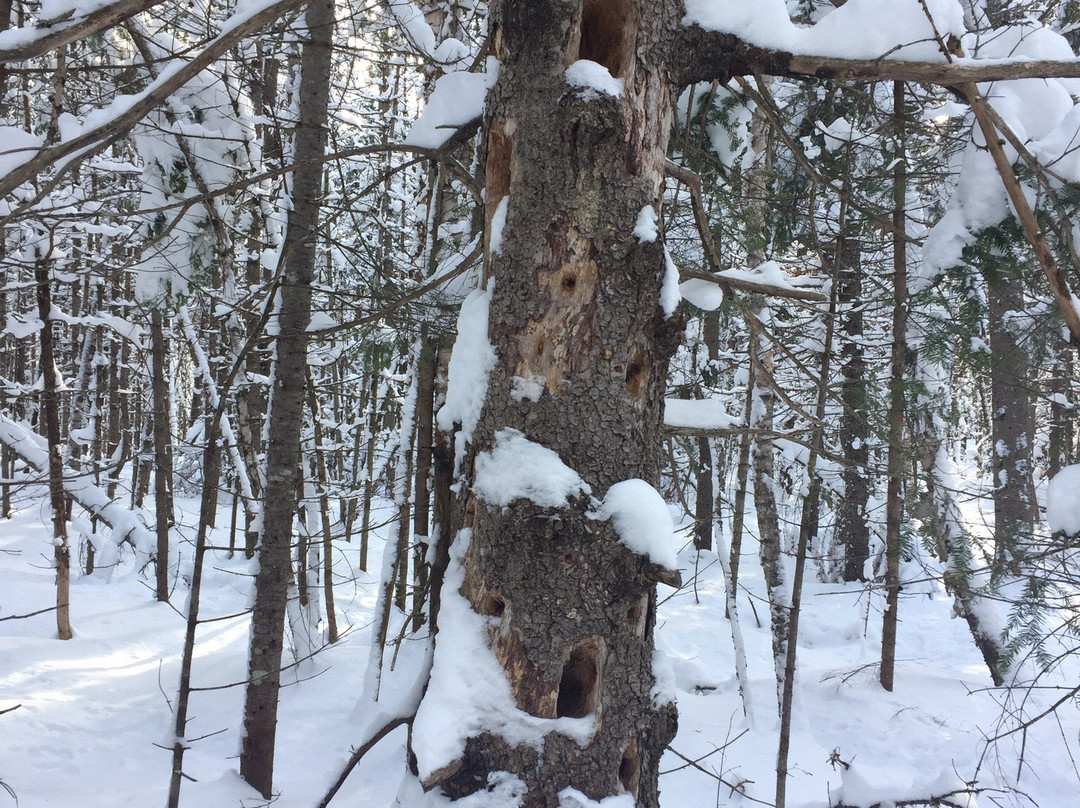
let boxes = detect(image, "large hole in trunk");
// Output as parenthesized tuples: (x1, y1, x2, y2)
(556, 637, 605, 718)
(575, 0, 635, 77)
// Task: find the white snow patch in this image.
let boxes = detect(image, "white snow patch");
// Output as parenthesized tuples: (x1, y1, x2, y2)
(405, 67, 497, 149)
(558, 788, 634, 808)
(682, 0, 965, 61)
(1047, 464, 1080, 538)
(437, 283, 498, 473)
(510, 374, 545, 403)
(473, 429, 591, 509)
(679, 278, 724, 311)
(565, 60, 624, 100)
(650, 648, 677, 707)
(633, 206, 658, 244)
(664, 398, 738, 431)
(0, 126, 43, 178)
(489, 196, 510, 255)
(599, 479, 679, 570)
(3, 312, 43, 339)
(661, 247, 681, 318)
(412, 531, 596, 782)
(718, 260, 805, 293)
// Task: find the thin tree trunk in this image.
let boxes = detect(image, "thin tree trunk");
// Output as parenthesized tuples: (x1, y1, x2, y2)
(307, 370, 338, 644)
(728, 360, 755, 617)
(987, 254, 1036, 578)
(749, 302, 787, 701)
(150, 308, 172, 602)
(836, 232, 870, 582)
(166, 428, 222, 808)
(412, 334, 437, 631)
(36, 248, 72, 640)
(880, 81, 907, 692)
(240, 0, 333, 795)
(359, 370, 379, 572)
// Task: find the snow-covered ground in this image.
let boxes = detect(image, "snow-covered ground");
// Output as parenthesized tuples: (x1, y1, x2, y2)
(2, 479, 1078, 808)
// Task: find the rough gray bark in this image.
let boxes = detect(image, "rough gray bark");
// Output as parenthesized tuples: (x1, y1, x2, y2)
(986, 256, 1036, 578)
(150, 309, 172, 602)
(35, 249, 72, 640)
(417, 2, 686, 805)
(835, 234, 871, 582)
(239, 0, 333, 797)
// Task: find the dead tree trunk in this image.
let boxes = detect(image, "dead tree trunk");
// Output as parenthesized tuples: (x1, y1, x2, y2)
(413, 3, 687, 805)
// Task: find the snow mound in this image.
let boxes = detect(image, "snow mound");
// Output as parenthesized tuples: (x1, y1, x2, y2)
(473, 429, 591, 508)
(599, 479, 679, 570)
(565, 60, 624, 100)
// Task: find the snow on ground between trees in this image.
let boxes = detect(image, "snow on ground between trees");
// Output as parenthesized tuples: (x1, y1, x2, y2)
(2, 480, 1080, 807)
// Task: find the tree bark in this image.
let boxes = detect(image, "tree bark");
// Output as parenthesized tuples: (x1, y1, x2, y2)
(986, 253, 1036, 579)
(150, 308, 172, 602)
(239, 0, 333, 797)
(36, 248, 72, 640)
(836, 233, 871, 582)
(880, 82, 907, 692)
(415, 3, 685, 805)
(412, 333, 437, 630)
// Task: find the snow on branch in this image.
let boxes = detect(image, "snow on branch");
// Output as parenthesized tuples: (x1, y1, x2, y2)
(0, 0, 168, 64)
(0, 414, 156, 567)
(674, 0, 1080, 88)
(386, 0, 472, 69)
(0, 0, 305, 203)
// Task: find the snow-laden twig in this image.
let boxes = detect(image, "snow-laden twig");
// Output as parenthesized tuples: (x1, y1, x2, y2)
(174, 305, 260, 524)
(0, 413, 155, 567)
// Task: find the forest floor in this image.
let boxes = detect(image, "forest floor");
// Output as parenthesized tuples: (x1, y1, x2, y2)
(1, 478, 1078, 808)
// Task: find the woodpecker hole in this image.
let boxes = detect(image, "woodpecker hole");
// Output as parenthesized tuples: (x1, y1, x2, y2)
(625, 349, 648, 399)
(556, 638, 605, 719)
(480, 591, 506, 617)
(619, 740, 641, 797)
